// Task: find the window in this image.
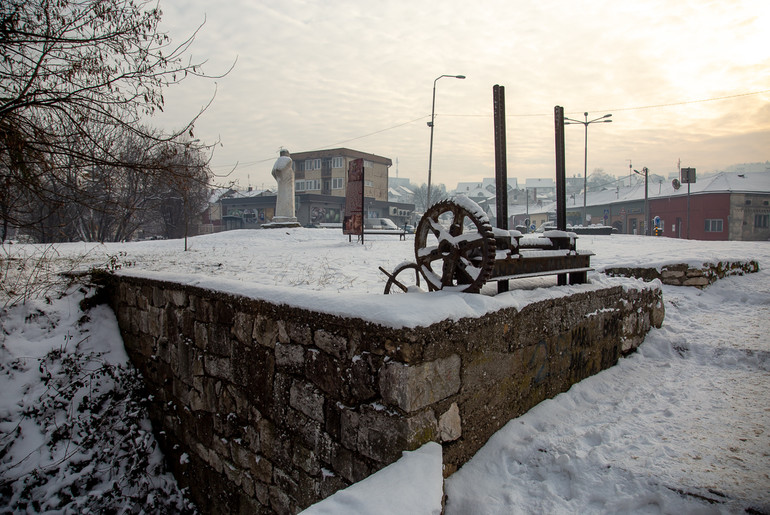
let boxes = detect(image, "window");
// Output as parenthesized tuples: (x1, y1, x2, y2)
(296, 179, 321, 191)
(755, 214, 769, 228)
(332, 178, 344, 189)
(305, 159, 321, 171)
(704, 219, 723, 232)
(293, 161, 304, 172)
(332, 157, 344, 169)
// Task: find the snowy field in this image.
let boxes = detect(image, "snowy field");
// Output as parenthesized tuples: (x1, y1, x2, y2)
(1, 229, 769, 513)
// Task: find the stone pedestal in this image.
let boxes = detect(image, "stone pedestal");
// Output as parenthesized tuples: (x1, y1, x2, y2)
(262, 217, 301, 229)
(270, 150, 299, 228)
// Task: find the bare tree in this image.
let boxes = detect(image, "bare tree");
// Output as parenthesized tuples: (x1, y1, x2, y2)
(411, 183, 449, 213)
(150, 141, 212, 249)
(0, 0, 226, 241)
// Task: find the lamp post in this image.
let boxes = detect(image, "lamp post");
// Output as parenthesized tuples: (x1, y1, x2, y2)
(633, 167, 649, 235)
(564, 112, 612, 226)
(426, 74, 465, 208)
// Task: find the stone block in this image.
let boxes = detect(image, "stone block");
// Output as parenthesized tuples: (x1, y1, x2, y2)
(204, 355, 232, 380)
(232, 312, 254, 345)
(379, 354, 461, 412)
(275, 342, 305, 371)
(135, 288, 149, 310)
(462, 351, 520, 391)
(275, 319, 290, 344)
(683, 276, 710, 287)
(148, 305, 163, 336)
(191, 295, 214, 322)
(315, 329, 347, 359)
(339, 408, 359, 451)
(357, 406, 437, 464)
(138, 309, 150, 334)
(207, 324, 232, 357)
(330, 444, 354, 483)
(251, 454, 273, 483)
(319, 472, 349, 503)
(305, 349, 346, 401)
(288, 321, 312, 345)
(252, 314, 278, 348)
(123, 284, 136, 307)
(231, 440, 253, 470)
(290, 380, 325, 423)
(194, 321, 209, 350)
(293, 444, 320, 476)
(168, 289, 187, 307)
(269, 484, 293, 515)
(439, 402, 462, 442)
(214, 299, 234, 326)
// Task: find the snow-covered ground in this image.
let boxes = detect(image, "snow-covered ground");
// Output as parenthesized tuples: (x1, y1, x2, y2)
(1, 230, 768, 513)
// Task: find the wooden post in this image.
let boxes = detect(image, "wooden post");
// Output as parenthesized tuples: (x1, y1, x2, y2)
(554, 106, 567, 286)
(494, 85, 509, 293)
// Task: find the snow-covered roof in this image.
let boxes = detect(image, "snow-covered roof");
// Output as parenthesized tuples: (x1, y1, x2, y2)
(456, 182, 483, 192)
(481, 177, 519, 190)
(528, 170, 770, 213)
(525, 178, 556, 188)
(230, 188, 271, 198)
(208, 188, 233, 204)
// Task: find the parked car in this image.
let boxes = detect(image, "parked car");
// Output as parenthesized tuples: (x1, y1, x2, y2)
(363, 218, 401, 231)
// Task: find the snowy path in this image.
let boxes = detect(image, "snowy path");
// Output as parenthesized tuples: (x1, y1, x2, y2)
(445, 270, 770, 514)
(3, 232, 769, 513)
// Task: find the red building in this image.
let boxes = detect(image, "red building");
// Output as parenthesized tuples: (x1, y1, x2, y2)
(650, 192, 732, 240)
(523, 170, 770, 241)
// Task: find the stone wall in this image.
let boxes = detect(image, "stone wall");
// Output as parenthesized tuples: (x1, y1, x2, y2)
(102, 274, 663, 514)
(604, 260, 759, 288)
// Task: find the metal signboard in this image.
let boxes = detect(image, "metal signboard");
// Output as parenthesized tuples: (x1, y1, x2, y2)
(681, 167, 696, 184)
(343, 158, 364, 236)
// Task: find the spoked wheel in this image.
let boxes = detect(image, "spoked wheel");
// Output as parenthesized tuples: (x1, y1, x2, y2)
(414, 197, 496, 293)
(383, 262, 423, 294)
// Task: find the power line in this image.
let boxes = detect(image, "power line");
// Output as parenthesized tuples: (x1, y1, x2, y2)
(208, 88, 770, 172)
(442, 88, 770, 118)
(314, 115, 429, 150)
(207, 116, 431, 172)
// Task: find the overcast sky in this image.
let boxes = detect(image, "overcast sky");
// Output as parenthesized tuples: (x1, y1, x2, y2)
(153, 0, 770, 191)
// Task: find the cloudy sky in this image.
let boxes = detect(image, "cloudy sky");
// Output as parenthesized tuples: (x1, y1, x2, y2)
(153, 0, 770, 191)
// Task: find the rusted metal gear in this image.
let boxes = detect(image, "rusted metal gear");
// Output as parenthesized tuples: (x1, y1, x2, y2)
(382, 262, 423, 294)
(414, 197, 496, 293)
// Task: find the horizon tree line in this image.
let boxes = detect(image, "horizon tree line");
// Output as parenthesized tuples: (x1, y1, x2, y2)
(1, 0, 227, 243)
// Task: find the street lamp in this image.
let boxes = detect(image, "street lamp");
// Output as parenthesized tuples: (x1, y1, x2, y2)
(426, 74, 466, 208)
(564, 112, 612, 226)
(633, 167, 649, 235)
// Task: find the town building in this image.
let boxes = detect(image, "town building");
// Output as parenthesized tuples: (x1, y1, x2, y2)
(291, 148, 391, 201)
(515, 171, 770, 241)
(388, 177, 414, 204)
(214, 148, 415, 230)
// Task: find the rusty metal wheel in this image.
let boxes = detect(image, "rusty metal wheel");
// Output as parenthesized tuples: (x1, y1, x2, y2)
(414, 196, 496, 293)
(383, 262, 423, 294)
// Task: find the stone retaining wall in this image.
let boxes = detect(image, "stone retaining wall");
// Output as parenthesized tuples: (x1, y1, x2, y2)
(102, 274, 664, 514)
(604, 260, 759, 288)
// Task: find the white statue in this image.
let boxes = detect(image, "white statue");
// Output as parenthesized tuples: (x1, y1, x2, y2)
(271, 149, 298, 224)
